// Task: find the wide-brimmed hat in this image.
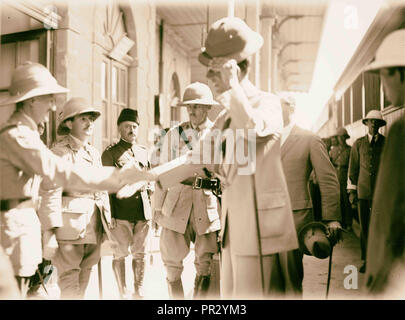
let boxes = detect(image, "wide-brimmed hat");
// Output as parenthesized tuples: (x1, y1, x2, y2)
(335, 127, 350, 138)
(0, 61, 68, 106)
(198, 17, 264, 67)
(57, 97, 101, 135)
(365, 29, 405, 72)
(362, 110, 386, 126)
(298, 222, 332, 259)
(177, 82, 219, 107)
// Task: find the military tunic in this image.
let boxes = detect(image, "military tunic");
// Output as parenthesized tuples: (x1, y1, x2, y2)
(0, 110, 124, 278)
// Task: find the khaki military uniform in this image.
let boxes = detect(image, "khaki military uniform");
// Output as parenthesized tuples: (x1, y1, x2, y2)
(155, 119, 221, 282)
(0, 110, 123, 284)
(38, 134, 112, 299)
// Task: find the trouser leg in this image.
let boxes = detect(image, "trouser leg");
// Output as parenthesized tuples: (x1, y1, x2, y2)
(112, 258, 128, 299)
(15, 276, 30, 299)
(78, 243, 101, 299)
(131, 220, 150, 299)
(160, 227, 189, 299)
(358, 199, 371, 261)
(278, 249, 304, 298)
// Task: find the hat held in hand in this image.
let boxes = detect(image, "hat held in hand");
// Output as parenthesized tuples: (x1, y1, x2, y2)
(199, 17, 263, 67)
(298, 222, 332, 259)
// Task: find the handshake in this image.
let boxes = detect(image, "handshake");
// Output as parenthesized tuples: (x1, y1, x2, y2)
(117, 152, 213, 199)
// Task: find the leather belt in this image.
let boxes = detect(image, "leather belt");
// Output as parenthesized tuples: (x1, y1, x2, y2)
(182, 176, 219, 190)
(0, 198, 32, 211)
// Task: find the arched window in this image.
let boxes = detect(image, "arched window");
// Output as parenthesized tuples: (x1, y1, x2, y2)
(101, 1, 134, 149)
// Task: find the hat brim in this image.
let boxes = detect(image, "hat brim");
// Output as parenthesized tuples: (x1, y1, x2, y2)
(198, 32, 264, 67)
(177, 98, 220, 107)
(364, 59, 405, 73)
(57, 108, 101, 136)
(362, 118, 386, 126)
(0, 84, 69, 106)
(298, 222, 330, 255)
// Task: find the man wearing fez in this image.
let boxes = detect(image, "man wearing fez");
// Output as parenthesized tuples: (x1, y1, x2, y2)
(102, 109, 153, 299)
(154, 82, 221, 299)
(279, 93, 341, 297)
(0, 62, 152, 298)
(363, 29, 405, 297)
(199, 17, 298, 299)
(348, 110, 386, 273)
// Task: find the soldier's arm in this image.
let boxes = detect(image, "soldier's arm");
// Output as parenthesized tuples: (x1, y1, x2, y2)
(217, 88, 283, 141)
(2, 126, 152, 193)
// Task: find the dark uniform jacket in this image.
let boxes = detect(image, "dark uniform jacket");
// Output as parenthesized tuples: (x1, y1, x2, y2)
(348, 133, 385, 200)
(102, 139, 151, 222)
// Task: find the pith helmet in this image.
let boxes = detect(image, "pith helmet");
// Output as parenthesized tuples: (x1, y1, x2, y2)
(199, 17, 263, 67)
(298, 222, 332, 259)
(335, 127, 350, 138)
(177, 82, 219, 107)
(362, 110, 386, 126)
(0, 61, 68, 106)
(365, 29, 405, 72)
(57, 97, 101, 135)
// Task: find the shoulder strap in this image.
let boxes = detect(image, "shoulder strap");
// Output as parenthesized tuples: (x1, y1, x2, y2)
(0, 124, 17, 136)
(177, 125, 193, 150)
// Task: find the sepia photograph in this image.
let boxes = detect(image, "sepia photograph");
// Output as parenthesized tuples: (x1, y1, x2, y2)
(0, 0, 404, 309)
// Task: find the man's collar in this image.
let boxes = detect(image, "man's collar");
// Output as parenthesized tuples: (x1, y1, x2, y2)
(67, 134, 88, 150)
(119, 138, 133, 148)
(367, 133, 379, 143)
(190, 118, 212, 131)
(281, 121, 296, 147)
(9, 110, 39, 131)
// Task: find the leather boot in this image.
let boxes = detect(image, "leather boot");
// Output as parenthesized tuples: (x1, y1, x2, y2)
(112, 259, 129, 299)
(132, 259, 145, 299)
(167, 279, 184, 300)
(193, 275, 211, 299)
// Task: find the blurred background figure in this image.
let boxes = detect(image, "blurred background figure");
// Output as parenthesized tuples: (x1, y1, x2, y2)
(334, 127, 353, 230)
(347, 110, 386, 273)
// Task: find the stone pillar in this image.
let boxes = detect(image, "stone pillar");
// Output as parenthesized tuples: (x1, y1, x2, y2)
(245, 0, 260, 87)
(271, 44, 281, 93)
(260, 17, 275, 92)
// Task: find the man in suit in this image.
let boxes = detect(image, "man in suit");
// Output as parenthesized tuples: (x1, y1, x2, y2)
(363, 29, 405, 297)
(279, 93, 341, 297)
(200, 17, 298, 299)
(102, 109, 153, 299)
(348, 110, 386, 273)
(154, 82, 221, 299)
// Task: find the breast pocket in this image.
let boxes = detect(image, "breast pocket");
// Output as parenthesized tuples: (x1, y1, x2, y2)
(257, 191, 289, 238)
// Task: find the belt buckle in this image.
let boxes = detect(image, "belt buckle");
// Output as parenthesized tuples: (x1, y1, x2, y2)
(209, 179, 218, 188)
(193, 176, 203, 189)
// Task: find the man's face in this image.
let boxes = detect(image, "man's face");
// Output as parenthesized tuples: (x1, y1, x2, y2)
(30, 94, 56, 124)
(186, 104, 211, 127)
(365, 119, 381, 136)
(380, 68, 405, 107)
(119, 121, 139, 144)
(206, 69, 229, 95)
(67, 113, 96, 140)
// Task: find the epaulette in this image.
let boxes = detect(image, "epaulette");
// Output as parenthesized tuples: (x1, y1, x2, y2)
(105, 141, 119, 151)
